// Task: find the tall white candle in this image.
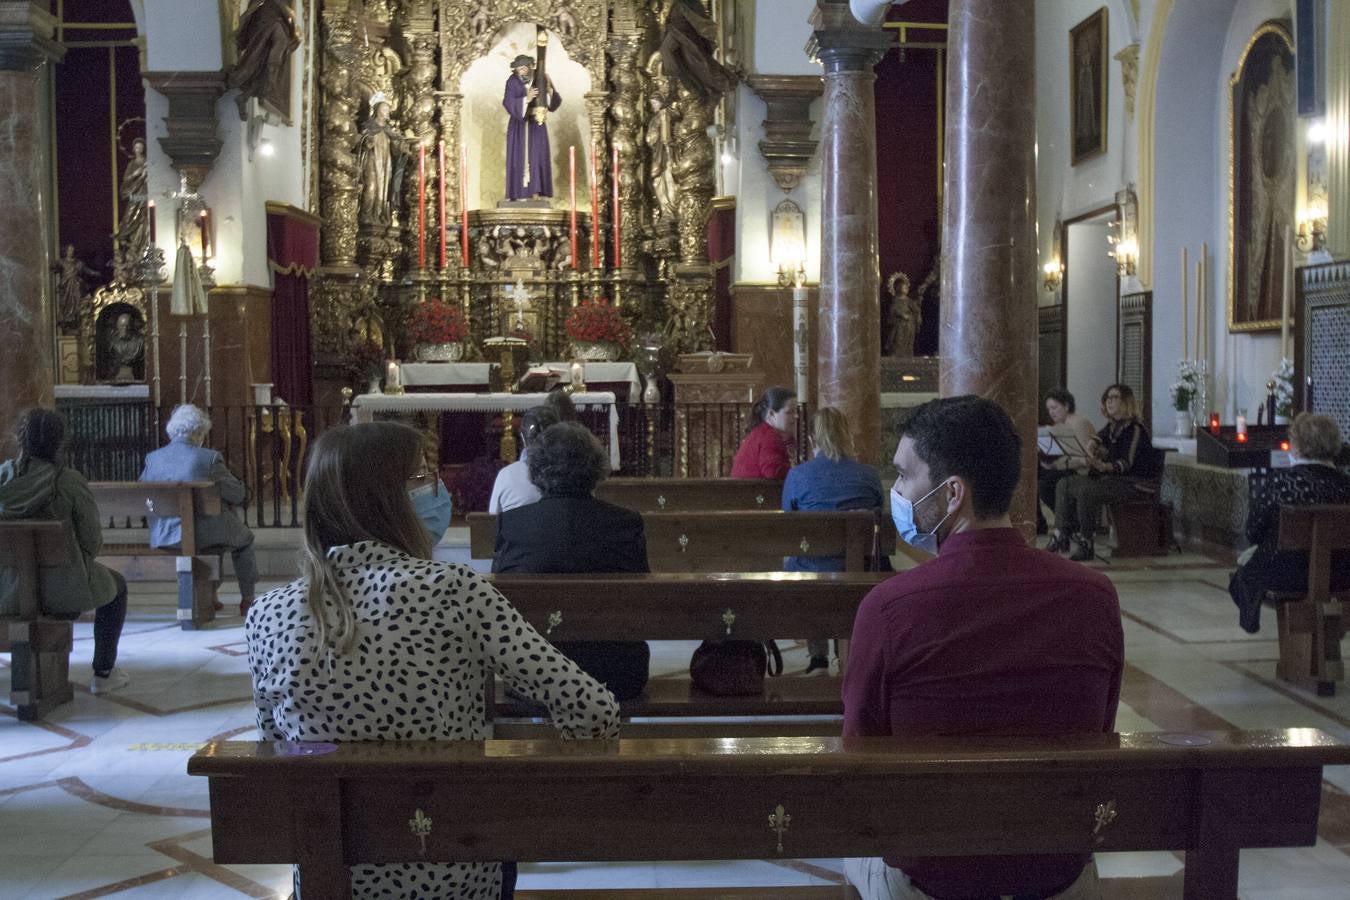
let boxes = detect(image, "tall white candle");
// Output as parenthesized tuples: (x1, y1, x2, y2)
(1200, 242, 1209, 361)
(1181, 246, 1189, 360)
(792, 285, 809, 403)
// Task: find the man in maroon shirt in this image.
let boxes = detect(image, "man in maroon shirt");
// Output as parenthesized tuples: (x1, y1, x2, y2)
(843, 396, 1123, 900)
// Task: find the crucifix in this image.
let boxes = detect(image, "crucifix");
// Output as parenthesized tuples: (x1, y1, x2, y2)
(505, 276, 533, 332)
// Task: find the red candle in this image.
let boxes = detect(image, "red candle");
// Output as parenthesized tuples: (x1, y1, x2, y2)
(438, 140, 447, 269)
(590, 141, 600, 270)
(147, 200, 156, 243)
(1209, 413, 1221, 435)
(460, 143, 470, 267)
(569, 145, 578, 269)
(198, 209, 209, 258)
(612, 145, 621, 270)
(417, 143, 427, 269)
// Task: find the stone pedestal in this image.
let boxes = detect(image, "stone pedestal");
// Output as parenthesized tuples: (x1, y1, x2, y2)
(669, 353, 760, 477)
(0, 3, 62, 454)
(809, 4, 892, 465)
(939, 0, 1039, 532)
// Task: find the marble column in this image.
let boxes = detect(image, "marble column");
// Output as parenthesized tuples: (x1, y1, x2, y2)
(810, 3, 892, 464)
(0, 3, 62, 455)
(939, 0, 1039, 533)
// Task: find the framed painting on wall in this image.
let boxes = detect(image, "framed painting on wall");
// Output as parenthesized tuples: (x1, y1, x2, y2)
(1070, 8, 1108, 165)
(1228, 22, 1295, 333)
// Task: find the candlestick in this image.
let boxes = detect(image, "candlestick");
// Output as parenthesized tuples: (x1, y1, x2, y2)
(148, 200, 156, 243)
(1181, 246, 1188, 360)
(386, 359, 401, 391)
(612, 145, 621, 270)
(460, 143, 470, 268)
(417, 143, 427, 269)
(1282, 224, 1293, 358)
(590, 141, 600, 270)
(438, 140, 447, 269)
(569, 145, 578, 269)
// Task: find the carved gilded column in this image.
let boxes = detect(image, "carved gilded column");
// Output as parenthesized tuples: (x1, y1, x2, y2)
(437, 93, 465, 270)
(399, 29, 438, 276)
(319, 8, 361, 268)
(0, 1, 61, 447)
(585, 89, 612, 269)
(608, 30, 644, 278)
(940, 0, 1039, 533)
(671, 81, 716, 268)
(810, 2, 891, 464)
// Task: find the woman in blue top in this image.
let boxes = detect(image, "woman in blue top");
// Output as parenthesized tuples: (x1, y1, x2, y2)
(783, 406, 885, 672)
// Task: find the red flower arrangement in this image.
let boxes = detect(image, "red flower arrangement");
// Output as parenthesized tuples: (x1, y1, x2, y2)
(350, 338, 386, 378)
(407, 300, 469, 345)
(565, 299, 632, 347)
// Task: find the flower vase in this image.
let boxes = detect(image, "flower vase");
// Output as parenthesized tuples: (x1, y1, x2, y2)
(573, 341, 618, 362)
(1174, 411, 1193, 438)
(416, 342, 463, 363)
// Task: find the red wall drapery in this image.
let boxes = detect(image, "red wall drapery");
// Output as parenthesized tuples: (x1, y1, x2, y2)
(265, 208, 318, 407)
(708, 201, 736, 351)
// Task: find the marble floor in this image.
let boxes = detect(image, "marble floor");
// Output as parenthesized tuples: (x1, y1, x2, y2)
(2, 545, 1349, 899)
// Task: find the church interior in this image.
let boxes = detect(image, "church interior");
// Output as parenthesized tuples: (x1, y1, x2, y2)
(2, 0, 1350, 897)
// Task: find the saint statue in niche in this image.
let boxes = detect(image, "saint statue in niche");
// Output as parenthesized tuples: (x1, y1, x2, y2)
(503, 51, 562, 200)
(51, 244, 96, 329)
(226, 0, 301, 120)
(885, 271, 922, 358)
(102, 311, 145, 383)
(645, 89, 677, 224)
(356, 97, 414, 226)
(113, 137, 149, 281)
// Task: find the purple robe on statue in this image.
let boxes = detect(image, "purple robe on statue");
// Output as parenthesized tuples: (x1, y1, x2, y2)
(503, 74, 562, 200)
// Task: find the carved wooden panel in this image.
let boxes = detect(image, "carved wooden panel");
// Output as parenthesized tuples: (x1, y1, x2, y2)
(1297, 260, 1350, 435)
(1119, 291, 1152, 430)
(1038, 304, 1064, 423)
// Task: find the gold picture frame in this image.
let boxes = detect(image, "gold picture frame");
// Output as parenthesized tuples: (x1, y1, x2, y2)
(1070, 8, 1108, 165)
(1227, 22, 1295, 333)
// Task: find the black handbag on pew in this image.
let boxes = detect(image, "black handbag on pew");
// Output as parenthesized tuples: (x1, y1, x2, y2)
(689, 638, 783, 696)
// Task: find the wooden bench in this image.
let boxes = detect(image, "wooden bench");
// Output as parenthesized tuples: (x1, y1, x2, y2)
(89, 481, 223, 630)
(188, 728, 1350, 900)
(0, 521, 73, 720)
(486, 572, 888, 724)
(594, 477, 783, 512)
(1266, 504, 1350, 696)
(470, 509, 895, 572)
(1109, 448, 1176, 558)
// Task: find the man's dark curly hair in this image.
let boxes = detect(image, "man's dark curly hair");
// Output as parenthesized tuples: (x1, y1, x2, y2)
(14, 408, 66, 464)
(526, 422, 608, 496)
(898, 395, 1021, 518)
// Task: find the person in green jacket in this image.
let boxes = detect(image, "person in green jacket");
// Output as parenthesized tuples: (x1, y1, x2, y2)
(0, 408, 130, 693)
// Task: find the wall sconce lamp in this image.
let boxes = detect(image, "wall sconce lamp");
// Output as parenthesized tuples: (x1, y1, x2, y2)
(1111, 238, 1138, 277)
(1296, 206, 1328, 253)
(777, 261, 805, 289)
(1042, 259, 1064, 292)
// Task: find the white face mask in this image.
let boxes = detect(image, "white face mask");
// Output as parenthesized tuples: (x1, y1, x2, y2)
(890, 479, 954, 555)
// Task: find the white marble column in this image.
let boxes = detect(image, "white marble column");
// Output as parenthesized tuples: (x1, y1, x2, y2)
(0, 3, 62, 453)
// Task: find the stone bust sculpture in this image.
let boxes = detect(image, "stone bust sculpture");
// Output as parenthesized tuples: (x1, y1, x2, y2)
(107, 312, 146, 383)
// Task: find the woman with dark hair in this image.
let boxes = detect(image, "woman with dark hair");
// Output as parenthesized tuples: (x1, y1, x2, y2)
(246, 421, 618, 900)
(731, 386, 797, 479)
(0, 409, 130, 693)
(1050, 383, 1156, 561)
(1230, 413, 1350, 633)
(489, 405, 560, 513)
(493, 421, 650, 701)
(1037, 388, 1098, 534)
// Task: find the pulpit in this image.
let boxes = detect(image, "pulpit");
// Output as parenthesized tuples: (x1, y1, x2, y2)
(667, 352, 760, 476)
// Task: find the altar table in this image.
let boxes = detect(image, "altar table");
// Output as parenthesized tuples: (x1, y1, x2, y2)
(350, 391, 621, 469)
(399, 361, 641, 401)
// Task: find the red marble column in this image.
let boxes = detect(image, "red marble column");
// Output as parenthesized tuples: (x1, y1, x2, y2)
(810, 4, 893, 465)
(939, 0, 1039, 533)
(0, 4, 62, 456)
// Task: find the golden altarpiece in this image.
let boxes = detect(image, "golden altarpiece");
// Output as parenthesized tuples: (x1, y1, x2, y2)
(311, 0, 729, 395)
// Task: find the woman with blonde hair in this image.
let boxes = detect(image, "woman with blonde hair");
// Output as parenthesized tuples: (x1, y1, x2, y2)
(782, 406, 885, 672)
(245, 421, 618, 899)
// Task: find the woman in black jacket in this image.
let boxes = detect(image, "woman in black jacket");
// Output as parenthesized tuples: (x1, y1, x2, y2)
(1050, 384, 1156, 561)
(1230, 413, 1350, 633)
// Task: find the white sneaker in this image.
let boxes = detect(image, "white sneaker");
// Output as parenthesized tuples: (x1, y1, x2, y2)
(90, 667, 130, 694)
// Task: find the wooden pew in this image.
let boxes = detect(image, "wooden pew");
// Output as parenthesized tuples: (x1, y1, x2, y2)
(89, 481, 223, 630)
(189, 728, 1350, 900)
(594, 477, 783, 512)
(1266, 504, 1350, 696)
(470, 509, 894, 572)
(0, 521, 73, 720)
(486, 572, 888, 723)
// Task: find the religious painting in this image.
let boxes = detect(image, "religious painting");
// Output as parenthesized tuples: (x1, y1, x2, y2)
(1070, 8, 1108, 165)
(1228, 23, 1295, 332)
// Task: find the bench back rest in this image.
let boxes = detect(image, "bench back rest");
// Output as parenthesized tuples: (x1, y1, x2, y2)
(1276, 503, 1350, 602)
(470, 509, 892, 572)
(594, 478, 782, 512)
(88, 481, 221, 556)
(0, 521, 70, 619)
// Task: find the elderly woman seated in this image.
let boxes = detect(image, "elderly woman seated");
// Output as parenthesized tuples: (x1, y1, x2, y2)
(492, 421, 650, 701)
(1230, 413, 1350, 633)
(140, 404, 258, 616)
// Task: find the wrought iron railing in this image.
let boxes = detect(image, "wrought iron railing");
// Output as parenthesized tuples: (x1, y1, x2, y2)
(56, 399, 811, 526)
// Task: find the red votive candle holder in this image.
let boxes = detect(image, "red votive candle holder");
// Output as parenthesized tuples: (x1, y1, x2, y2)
(1208, 413, 1220, 435)
(1236, 432, 1248, 444)
(1280, 441, 1290, 451)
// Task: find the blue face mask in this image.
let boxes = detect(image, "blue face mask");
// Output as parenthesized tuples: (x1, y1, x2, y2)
(410, 483, 453, 545)
(890, 480, 953, 555)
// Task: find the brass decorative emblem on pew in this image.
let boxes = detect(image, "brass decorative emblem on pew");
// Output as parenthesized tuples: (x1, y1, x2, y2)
(409, 808, 432, 855)
(657, 495, 667, 509)
(755, 494, 765, 507)
(1092, 800, 1117, 845)
(722, 608, 736, 635)
(799, 538, 810, 553)
(546, 610, 562, 635)
(768, 804, 791, 853)
(678, 533, 689, 552)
